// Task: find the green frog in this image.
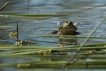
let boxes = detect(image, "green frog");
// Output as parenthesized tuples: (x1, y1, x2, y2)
(56, 21, 79, 47)
(58, 21, 79, 35)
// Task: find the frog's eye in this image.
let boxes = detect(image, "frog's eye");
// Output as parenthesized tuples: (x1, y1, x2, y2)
(74, 22, 80, 28)
(57, 22, 63, 28)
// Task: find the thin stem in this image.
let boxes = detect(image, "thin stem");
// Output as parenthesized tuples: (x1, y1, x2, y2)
(16, 24, 19, 41)
(0, 2, 8, 11)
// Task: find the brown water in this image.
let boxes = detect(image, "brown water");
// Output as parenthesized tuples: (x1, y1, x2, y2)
(0, 0, 106, 71)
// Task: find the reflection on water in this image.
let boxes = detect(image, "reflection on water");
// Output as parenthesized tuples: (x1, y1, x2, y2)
(0, 0, 106, 71)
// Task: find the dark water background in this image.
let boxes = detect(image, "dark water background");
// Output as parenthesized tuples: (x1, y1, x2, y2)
(0, 0, 106, 71)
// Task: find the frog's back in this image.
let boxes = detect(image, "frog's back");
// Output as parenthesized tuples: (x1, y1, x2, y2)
(59, 23, 77, 35)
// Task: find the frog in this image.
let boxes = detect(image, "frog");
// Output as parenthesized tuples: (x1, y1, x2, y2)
(56, 21, 80, 47)
(58, 21, 79, 35)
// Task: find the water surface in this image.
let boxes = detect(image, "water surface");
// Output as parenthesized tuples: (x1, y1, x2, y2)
(0, 0, 106, 71)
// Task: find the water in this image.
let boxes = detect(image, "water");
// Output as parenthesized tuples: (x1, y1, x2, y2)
(0, 0, 106, 71)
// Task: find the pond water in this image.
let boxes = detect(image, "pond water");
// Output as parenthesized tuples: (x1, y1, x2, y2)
(0, 0, 106, 71)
